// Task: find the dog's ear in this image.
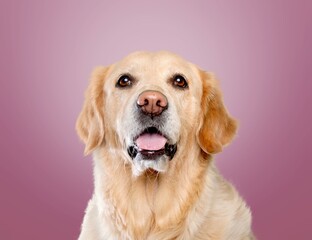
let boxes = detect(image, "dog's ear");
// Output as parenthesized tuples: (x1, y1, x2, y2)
(76, 66, 109, 155)
(197, 71, 238, 154)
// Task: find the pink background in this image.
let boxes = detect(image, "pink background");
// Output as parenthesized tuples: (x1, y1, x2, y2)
(1, 0, 311, 239)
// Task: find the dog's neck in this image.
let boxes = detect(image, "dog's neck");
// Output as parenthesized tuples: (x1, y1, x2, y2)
(92, 146, 213, 239)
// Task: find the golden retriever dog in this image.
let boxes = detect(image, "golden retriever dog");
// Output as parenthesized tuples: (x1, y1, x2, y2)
(76, 51, 254, 240)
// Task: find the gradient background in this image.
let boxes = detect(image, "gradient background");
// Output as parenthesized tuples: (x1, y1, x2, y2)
(1, 0, 311, 239)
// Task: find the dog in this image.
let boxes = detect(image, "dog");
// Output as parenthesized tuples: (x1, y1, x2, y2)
(76, 51, 254, 239)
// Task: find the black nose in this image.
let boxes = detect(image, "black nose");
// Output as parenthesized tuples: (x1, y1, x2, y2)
(136, 90, 168, 117)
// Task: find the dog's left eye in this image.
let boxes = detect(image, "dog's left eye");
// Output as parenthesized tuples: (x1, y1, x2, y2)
(116, 75, 133, 88)
(172, 75, 188, 89)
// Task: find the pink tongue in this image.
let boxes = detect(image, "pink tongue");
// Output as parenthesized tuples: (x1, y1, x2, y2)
(135, 133, 167, 151)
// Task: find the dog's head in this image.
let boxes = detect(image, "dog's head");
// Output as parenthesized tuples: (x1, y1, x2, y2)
(76, 51, 237, 176)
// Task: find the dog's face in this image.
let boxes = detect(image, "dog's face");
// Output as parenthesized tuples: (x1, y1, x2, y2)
(76, 51, 237, 176)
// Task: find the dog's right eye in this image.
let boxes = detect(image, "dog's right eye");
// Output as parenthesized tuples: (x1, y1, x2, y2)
(116, 75, 133, 88)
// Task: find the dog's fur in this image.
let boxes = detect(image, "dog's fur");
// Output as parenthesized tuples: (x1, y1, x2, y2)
(76, 51, 254, 239)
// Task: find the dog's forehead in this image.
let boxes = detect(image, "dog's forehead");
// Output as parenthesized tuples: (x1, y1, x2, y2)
(113, 51, 194, 75)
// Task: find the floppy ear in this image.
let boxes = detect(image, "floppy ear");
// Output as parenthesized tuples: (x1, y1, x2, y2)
(197, 71, 238, 154)
(76, 66, 109, 155)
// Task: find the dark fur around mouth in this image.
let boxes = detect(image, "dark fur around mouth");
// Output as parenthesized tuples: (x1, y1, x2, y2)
(127, 143, 177, 160)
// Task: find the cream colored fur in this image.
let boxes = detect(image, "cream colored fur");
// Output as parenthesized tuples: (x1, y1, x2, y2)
(76, 51, 254, 240)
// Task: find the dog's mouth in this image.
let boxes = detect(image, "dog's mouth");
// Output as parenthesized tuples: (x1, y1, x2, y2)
(127, 127, 177, 160)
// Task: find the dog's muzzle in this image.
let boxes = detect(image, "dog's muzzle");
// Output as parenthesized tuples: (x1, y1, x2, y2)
(127, 90, 177, 161)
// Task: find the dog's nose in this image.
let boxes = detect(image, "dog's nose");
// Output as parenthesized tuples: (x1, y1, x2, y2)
(137, 90, 168, 116)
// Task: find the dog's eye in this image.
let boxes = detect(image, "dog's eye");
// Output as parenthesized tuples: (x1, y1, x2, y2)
(172, 75, 188, 89)
(116, 75, 133, 88)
